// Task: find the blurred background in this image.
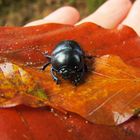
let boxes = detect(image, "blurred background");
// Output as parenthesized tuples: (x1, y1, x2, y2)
(0, 0, 106, 26)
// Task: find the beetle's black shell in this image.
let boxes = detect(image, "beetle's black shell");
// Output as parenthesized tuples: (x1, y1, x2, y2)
(42, 40, 88, 84)
(51, 41, 84, 72)
(52, 41, 83, 56)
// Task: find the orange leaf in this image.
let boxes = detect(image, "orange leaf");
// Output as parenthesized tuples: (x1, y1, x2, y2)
(0, 23, 139, 68)
(30, 55, 140, 126)
(1, 55, 140, 125)
(0, 62, 48, 107)
(0, 22, 140, 139)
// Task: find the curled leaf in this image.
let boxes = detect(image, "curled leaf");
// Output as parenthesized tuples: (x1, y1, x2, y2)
(0, 23, 140, 68)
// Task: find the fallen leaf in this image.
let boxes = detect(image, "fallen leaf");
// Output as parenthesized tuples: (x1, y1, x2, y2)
(0, 22, 140, 140)
(35, 55, 140, 125)
(1, 55, 140, 125)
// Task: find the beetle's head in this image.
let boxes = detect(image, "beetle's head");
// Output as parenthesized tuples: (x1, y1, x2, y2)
(59, 67, 72, 79)
(59, 65, 81, 79)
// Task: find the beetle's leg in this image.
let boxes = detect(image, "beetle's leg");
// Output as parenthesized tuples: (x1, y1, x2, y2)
(85, 63, 92, 72)
(51, 67, 60, 84)
(73, 73, 82, 86)
(72, 68, 85, 86)
(85, 55, 93, 59)
(40, 62, 51, 71)
(84, 64, 88, 72)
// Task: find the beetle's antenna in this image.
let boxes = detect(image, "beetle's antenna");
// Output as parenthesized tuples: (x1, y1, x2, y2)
(43, 52, 52, 59)
(45, 55, 52, 59)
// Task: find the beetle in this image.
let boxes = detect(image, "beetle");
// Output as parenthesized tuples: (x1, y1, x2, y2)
(41, 40, 92, 85)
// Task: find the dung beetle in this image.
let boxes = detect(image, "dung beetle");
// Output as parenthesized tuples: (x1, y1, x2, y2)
(41, 40, 91, 85)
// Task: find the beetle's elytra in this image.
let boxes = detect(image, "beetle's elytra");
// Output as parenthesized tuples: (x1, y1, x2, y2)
(41, 40, 91, 85)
